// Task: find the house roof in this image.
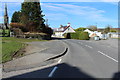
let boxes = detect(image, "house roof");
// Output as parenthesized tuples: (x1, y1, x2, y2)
(111, 28, 120, 30)
(89, 33, 97, 37)
(54, 26, 70, 32)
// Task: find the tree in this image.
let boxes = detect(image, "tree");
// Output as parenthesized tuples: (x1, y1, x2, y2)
(88, 25, 97, 31)
(11, 11, 22, 23)
(104, 25, 112, 33)
(75, 27, 86, 32)
(11, 1, 53, 36)
(21, 2, 45, 32)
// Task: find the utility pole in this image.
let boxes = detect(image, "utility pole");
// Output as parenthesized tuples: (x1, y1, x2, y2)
(95, 22, 97, 31)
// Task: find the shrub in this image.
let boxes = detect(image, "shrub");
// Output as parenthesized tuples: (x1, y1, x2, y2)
(42, 26, 53, 36)
(10, 23, 28, 32)
(24, 33, 51, 40)
(70, 33, 79, 39)
(1, 29, 10, 37)
(64, 32, 90, 40)
(79, 32, 90, 40)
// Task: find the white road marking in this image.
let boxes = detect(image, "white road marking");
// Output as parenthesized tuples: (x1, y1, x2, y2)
(48, 59, 62, 77)
(87, 46, 93, 49)
(58, 59, 62, 63)
(85, 45, 93, 49)
(98, 51, 118, 63)
(48, 66, 58, 77)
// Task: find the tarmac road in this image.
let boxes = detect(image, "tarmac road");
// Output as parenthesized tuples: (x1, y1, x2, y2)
(51, 39, 118, 78)
(3, 39, 119, 79)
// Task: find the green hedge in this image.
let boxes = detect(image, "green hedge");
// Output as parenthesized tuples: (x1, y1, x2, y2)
(64, 32, 90, 40)
(79, 32, 89, 40)
(0, 29, 10, 37)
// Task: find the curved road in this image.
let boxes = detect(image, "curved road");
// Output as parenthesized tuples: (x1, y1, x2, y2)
(52, 39, 118, 78)
(6, 39, 118, 79)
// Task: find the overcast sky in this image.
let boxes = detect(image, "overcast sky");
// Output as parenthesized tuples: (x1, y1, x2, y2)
(0, 0, 118, 29)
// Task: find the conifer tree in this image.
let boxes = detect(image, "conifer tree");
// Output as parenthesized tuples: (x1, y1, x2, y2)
(11, 11, 21, 23)
(21, 2, 45, 32)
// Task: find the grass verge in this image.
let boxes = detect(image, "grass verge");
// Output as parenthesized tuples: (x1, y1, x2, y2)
(1, 37, 47, 63)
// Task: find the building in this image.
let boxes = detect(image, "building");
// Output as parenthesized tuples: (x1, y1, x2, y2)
(52, 23, 75, 38)
(108, 32, 120, 38)
(0, 4, 9, 29)
(84, 29, 107, 39)
(4, 3, 9, 29)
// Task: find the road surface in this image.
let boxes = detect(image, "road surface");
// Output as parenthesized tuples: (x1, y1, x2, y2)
(6, 39, 118, 79)
(52, 39, 118, 78)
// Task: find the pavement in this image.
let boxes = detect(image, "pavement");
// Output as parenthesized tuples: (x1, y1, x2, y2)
(2, 40, 67, 78)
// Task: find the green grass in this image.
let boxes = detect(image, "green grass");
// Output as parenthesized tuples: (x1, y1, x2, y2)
(1, 37, 47, 63)
(2, 37, 47, 42)
(2, 41, 24, 63)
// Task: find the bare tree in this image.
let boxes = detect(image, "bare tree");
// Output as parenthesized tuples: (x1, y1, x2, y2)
(88, 25, 97, 31)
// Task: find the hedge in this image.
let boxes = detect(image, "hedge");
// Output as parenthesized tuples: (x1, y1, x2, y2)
(79, 32, 90, 40)
(64, 32, 90, 40)
(0, 29, 10, 37)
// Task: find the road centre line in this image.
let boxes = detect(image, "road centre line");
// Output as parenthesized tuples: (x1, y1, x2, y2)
(85, 45, 93, 48)
(98, 51, 118, 63)
(58, 59, 62, 63)
(48, 66, 58, 77)
(48, 59, 62, 77)
(87, 45, 93, 49)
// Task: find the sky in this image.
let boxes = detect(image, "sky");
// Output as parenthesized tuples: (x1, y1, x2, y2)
(0, 0, 118, 29)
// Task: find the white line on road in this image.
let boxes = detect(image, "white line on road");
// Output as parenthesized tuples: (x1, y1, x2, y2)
(48, 59, 62, 77)
(98, 51, 118, 63)
(58, 59, 62, 63)
(48, 66, 58, 77)
(87, 46, 93, 49)
(85, 45, 93, 49)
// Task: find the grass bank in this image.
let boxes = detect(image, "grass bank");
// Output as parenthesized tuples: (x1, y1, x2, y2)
(1, 37, 47, 63)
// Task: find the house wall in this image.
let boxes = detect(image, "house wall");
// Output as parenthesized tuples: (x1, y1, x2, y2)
(111, 34, 119, 38)
(108, 32, 120, 38)
(55, 32, 64, 37)
(53, 27, 75, 38)
(64, 27, 75, 33)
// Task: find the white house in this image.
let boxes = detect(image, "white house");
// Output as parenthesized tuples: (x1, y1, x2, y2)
(84, 29, 109, 40)
(52, 23, 75, 38)
(84, 29, 103, 38)
(108, 32, 120, 38)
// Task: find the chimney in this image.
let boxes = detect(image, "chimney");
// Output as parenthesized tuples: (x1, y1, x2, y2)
(67, 23, 70, 27)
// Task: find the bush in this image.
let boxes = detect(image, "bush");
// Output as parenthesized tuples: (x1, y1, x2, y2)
(71, 32, 79, 39)
(64, 32, 90, 40)
(42, 26, 53, 36)
(79, 32, 90, 40)
(24, 33, 51, 40)
(10, 23, 28, 32)
(1, 29, 10, 37)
